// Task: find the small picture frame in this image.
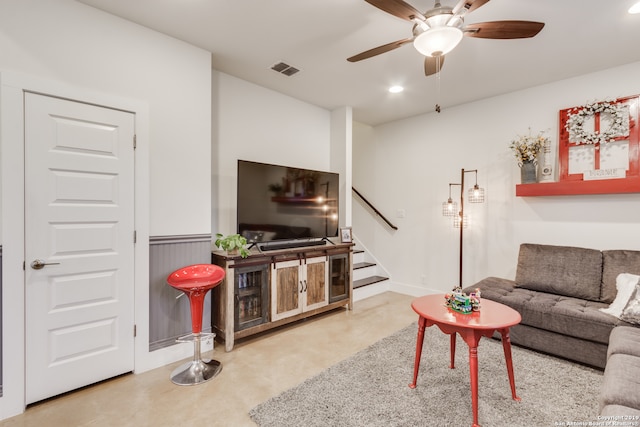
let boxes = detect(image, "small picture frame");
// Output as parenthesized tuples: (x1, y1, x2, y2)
(340, 227, 352, 243)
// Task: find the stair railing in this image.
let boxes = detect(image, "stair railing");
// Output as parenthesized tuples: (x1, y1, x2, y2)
(352, 187, 398, 230)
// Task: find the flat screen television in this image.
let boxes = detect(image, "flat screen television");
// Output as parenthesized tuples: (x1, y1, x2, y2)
(237, 160, 339, 250)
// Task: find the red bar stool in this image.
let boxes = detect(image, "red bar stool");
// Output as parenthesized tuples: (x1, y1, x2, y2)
(167, 264, 225, 386)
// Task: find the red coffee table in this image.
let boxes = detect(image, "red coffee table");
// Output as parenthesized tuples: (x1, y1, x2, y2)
(408, 294, 522, 427)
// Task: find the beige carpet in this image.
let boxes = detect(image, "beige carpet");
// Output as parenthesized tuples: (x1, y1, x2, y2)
(249, 323, 603, 426)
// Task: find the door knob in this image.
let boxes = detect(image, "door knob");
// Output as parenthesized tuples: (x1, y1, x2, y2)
(30, 259, 60, 270)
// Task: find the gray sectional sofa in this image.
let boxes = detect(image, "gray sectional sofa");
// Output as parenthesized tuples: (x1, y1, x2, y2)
(600, 326, 640, 417)
(463, 243, 640, 416)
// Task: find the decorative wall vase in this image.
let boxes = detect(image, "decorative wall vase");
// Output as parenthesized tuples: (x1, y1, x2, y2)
(520, 160, 537, 184)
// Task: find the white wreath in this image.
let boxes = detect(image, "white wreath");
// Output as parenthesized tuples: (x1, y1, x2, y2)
(565, 100, 629, 145)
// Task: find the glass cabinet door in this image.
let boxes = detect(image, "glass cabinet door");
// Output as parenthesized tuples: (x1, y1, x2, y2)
(234, 264, 269, 331)
(329, 253, 349, 303)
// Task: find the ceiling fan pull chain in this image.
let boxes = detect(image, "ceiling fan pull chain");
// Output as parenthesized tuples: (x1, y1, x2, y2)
(435, 56, 442, 113)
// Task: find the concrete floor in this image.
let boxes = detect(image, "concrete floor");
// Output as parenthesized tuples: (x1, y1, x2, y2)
(2, 292, 418, 427)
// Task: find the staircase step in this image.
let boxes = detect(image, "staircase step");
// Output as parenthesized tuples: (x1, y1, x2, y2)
(353, 275, 388, 289)
(353, 262, 376, 270)
(352, 252, 365, 264)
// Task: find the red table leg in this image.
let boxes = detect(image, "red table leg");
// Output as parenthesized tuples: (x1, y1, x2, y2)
(450, 333, 456, 369)
(500, 328, 521, 401)
(469, 344, 480, 427)
(409, 316, 427, 389)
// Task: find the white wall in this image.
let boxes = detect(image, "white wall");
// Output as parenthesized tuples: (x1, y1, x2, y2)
(0, 0, 212, 237)
(212, 71, 332, 236)
(0, 0, 212, 419)
(353, 61, 640, 296)
(330, 107, 353, 227)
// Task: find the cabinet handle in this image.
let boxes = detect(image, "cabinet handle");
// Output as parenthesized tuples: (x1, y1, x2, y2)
(303, 280, 307, 292)
(299, 280, 303, 293)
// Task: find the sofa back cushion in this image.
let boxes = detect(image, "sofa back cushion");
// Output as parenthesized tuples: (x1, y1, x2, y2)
(515, 243, 603, 301)
(601, 250, 640, 303)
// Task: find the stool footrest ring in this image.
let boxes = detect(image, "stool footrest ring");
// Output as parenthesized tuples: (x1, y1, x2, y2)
(175, 332, 215, 344)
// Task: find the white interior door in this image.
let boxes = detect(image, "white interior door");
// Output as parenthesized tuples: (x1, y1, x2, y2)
(24, 92, 135, 404)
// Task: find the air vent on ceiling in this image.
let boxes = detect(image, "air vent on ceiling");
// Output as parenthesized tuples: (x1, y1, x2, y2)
(271, 61, 300, 77)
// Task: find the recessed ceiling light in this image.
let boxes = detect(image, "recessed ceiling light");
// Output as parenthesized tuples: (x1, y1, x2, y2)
(629, 1, 640, 13)
(389, 85, 404, 93)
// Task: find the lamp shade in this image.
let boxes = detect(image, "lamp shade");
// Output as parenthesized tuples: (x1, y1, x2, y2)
(468, 185, 485, 203)
(413, 27, 463, 57)
(442, 198, 458, 217)
(453, 214, 468, 228)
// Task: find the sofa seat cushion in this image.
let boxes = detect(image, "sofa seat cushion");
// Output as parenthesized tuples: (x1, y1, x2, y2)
(608, 326, 640, 359)
(599, 353, 640, 412)
(469, 277, 619, 344)
(515, 244, 603, 302)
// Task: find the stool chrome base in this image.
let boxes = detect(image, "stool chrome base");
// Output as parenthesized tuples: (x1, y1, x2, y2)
(170, 358, 222, 386)
(170, 332, 222, 386)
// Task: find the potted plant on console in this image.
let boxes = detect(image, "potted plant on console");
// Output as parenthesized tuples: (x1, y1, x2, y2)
(215, 233, 249, 258)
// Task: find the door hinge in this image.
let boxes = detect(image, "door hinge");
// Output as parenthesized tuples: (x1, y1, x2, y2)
(134, 230, 137, 244)
(133, 134, 137, 150)
(134, 324, 137, 337)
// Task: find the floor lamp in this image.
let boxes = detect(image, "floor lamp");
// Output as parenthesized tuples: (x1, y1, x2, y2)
(442, 169, 485, 288)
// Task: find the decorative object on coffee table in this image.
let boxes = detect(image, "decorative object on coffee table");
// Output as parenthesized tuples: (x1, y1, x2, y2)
(444, 288, 481, 314)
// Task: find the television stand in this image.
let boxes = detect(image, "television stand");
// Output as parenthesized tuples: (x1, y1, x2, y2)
(212, 242, 354, 351)
(259, 239, 326, 252)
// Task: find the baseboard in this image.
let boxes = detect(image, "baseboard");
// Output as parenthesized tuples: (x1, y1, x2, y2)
(354, 281, 441, 301)
(390, 281, 438, 297)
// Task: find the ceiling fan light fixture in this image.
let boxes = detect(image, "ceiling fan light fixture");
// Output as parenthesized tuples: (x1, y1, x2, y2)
(413, 26, 463, 57)
(425, 12, 451, 28)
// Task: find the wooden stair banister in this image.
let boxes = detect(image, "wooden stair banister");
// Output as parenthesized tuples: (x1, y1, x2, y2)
(352, 187, 398, 230)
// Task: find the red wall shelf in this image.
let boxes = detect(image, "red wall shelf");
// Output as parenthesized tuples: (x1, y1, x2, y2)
(516, 176, 640, 196)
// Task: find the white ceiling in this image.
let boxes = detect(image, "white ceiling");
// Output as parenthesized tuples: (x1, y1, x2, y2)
(77, 0, 640, 126)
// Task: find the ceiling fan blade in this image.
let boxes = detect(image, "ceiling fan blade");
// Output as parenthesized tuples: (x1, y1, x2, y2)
(364, 0, 424, 21)
(452, 0, 490, 16)
(464, 21, 545, 39)
(424, 55, 445, 76)
(348, 38, 414, 62)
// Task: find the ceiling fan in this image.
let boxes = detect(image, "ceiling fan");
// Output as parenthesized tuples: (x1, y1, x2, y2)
(348, 0, 545, 76)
